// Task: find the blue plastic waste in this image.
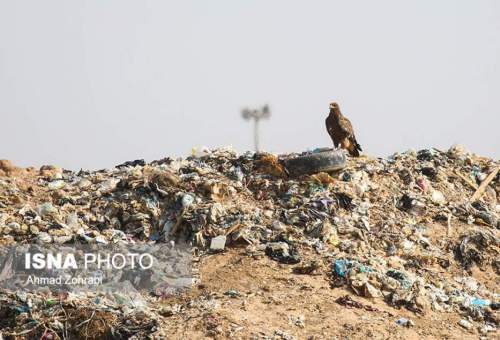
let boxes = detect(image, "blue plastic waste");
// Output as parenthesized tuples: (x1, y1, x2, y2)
(333, 259, 372, 278)
(471, 298, 490, 307)
(15, 305, 30, 314)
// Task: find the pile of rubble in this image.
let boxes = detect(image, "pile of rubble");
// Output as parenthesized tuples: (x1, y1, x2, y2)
(0, 145, 498, 338)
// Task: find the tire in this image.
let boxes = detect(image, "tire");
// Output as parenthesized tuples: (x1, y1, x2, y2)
(283, 149, 346, 176)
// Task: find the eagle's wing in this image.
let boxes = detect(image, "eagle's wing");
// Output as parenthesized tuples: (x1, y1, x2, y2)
(338, 116, 354, 137)
(339, 116, 362, 156)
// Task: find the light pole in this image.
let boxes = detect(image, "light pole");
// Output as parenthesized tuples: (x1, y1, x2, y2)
(241, 104, 271, 152)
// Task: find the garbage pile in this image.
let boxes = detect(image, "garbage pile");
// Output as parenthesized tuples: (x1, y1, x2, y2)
(0, 145, 499, 338)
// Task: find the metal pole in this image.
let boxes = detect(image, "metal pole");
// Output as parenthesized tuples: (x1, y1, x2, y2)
(254, 118, 260, 152)
(242, 105, 269, 152)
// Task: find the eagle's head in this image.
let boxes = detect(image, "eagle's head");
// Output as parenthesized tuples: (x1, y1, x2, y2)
(329, 102, 340, 112)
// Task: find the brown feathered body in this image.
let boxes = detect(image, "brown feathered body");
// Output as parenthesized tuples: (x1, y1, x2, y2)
(325, 103, 362, 157)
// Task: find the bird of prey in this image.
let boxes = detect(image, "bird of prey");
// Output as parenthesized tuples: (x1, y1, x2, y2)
(325, 102, 362, 157)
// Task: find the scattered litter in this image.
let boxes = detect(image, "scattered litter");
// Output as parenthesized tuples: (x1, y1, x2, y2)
(224, 289, 241, 298)
(458, 319, 473, 330)
(396, 318, 414, 327)
(293, 260, 320, 275)
(335, 295, 380, 312)
(0, 145, 498, 337)
(265, 241, 301, 264)
(288, 314, 306, 328)
(210, 235, 227, 252)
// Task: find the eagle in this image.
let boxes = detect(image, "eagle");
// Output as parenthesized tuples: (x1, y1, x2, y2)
(325, 102, 362, 157)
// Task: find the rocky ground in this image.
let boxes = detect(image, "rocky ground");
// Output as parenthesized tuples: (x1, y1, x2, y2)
(0, 145, 498, 339)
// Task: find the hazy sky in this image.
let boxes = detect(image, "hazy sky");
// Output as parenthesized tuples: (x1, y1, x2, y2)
(1, 0, 499, 169)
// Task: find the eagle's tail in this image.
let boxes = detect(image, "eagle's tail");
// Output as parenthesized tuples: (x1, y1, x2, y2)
(351, 138, 362, 157)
